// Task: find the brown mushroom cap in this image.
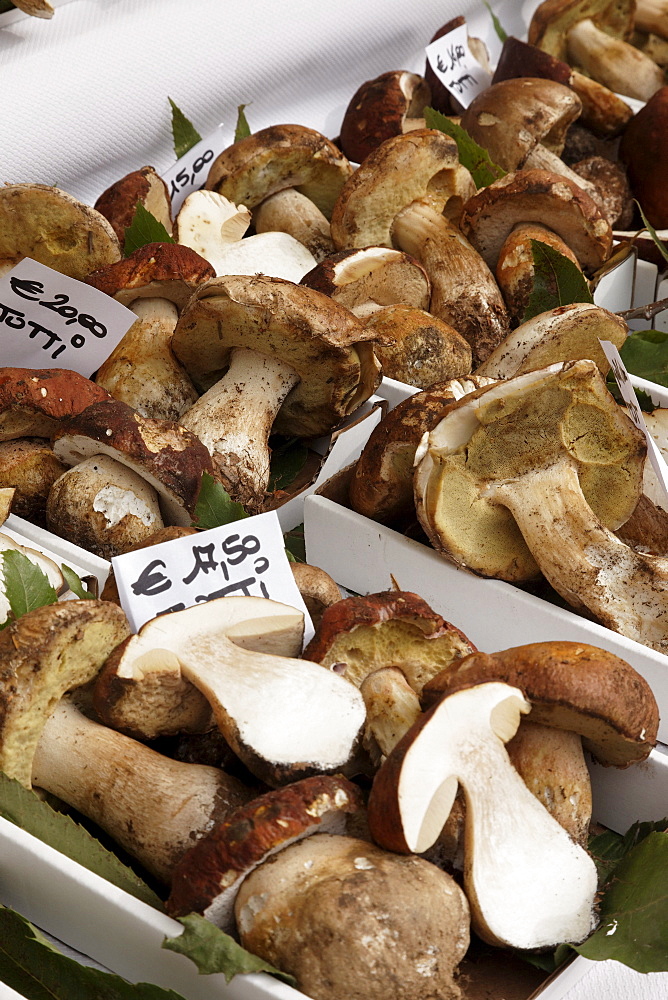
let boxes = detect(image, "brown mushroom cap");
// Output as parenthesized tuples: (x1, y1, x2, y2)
(171, 274, 380, 438)
(166, 775, 364, 926)
(0, 600, 131, 787)
(460, 168, 613, 274)
(84, 241, 215, 308)
(460, 77, 583, 172)
(349, 376, 495, 525)
(339, 71, 431, 164)
(303, 590, 476, 696)
(0, 438, 67, 525)
(0, 184, 121, 278)
(234, 833, 470, 1000)
(0, 369, 112, 442)
(495, 224, 583, 325)
(421, 641, 659, 766)
(330, 129, 474, 250)
(51, 399, 213, 525)
(94, 166, 173, 247)
(206, 124, 353, 219)
(364, 304, 472, 388)
(619, 86, 668, 228)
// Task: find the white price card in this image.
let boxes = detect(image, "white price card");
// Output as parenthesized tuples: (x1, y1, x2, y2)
(162, 125, 229, 214)
(600, 339, 668, 502)
(425, 22, 492, 108)
(0, 259, 135, 377)
(112, 509, 314, 641)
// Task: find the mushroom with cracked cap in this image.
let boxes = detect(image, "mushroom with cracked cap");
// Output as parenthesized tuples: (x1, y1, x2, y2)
(329, 129, 509, 366)
(367, 680, 599, 950)
(171, 274, 380, 511)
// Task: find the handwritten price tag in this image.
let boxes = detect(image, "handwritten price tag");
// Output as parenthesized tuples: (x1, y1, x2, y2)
(0, 259, 135, 377)
(600, 339, 668, 503)
(162, 125, 228, 214)
(112, 509, 314, 641)
(425, 22, 492, 108)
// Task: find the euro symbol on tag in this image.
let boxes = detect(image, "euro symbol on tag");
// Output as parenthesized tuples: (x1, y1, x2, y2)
(130, 559, 172, 597)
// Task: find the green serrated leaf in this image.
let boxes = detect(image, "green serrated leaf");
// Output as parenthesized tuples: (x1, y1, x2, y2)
(268, 437, 309, 492)
(574, 832, 668, 971)
(0, 905, 185, 1000)
(0, 550, 57, 628)
(168, 97, 203, 160)
(283, 523, 306, 563)
(190, 471, 249, 530)
(234, 104, 251, 143)
(0, 772, 163, 910)
(123, 203, 175, 257)
(163, 913, 296, 985)
(615, 328, 668, 389)
(61, 564, 95, 600)
(521, 240, 594, 322)
(636, 201, 668, 267)
(423, 106, 506, 188)
(483, 1, 508, 42)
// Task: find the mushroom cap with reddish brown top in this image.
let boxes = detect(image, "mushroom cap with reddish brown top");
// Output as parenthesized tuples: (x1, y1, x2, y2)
(619, 86, 668, 228)
(304, 590, 476, 695)
(166, 774, 363, 923)
(339, 71, 431, 164)
(421, 640, 659, 766)
(51, 399, 213, 525)
(0, 369, 112, 442)
(94, 166, 173, 246)
(85, 242, 215, 309)
(460, 168, 612, 273)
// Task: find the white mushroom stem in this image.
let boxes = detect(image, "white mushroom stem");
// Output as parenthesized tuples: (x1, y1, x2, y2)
(95, 298, 198, 421)
(180, 346, 300, 507)
(31, 698, 249, 883)
(486, 454, 668, 652)
(360, 667, 422, 764)
(392, 200, 509, 365)
(253, 189, 335, 262)
(567, 18, 665, 101)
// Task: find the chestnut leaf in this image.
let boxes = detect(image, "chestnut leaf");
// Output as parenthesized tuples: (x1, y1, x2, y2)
(521, 240, 593, 323)
(0, 550, 57, 630)
(423, 106, 505, 188)
(124, 204, 175, 257)
(168, 97, 202, 160)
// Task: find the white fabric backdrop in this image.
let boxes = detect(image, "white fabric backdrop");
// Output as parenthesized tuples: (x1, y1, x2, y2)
(1, 2, 667, 998)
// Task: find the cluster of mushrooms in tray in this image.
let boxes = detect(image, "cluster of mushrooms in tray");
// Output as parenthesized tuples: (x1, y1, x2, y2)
(1, 1, 668, 997)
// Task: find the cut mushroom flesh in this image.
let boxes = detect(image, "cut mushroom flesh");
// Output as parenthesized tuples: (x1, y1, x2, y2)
(367, 681, 598, 950)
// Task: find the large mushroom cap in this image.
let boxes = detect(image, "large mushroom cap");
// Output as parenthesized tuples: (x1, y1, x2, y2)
(171, 274, 380, 438)
(414, 359, 646, 581)
(460, 168, 612, 274)
(0, 184, 121, 278)
(0, 368, 112, 442)
(206, 124, 353, 219)
(51, 399, 213, 525)
(421, 640, 659, 767)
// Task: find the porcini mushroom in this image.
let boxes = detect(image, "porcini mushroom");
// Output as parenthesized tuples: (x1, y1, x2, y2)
(95, 595, 366, 785)
(233, 833, 470, 1000)
(363, 305, 472, 388)
(171, 274, 380, 510)
(367, 680, 599, 950)
(0, 438, 67, 525)
(0, 368, 111, 442)
(94, 166, 173, 249)
(85, 242, 214, 420)
(330, 130, 509, 365)
(339, 71, 431, 163)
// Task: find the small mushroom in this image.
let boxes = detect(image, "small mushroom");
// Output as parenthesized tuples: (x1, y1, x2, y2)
(0, 185, 120, 278)
(290, 562, 342, 629)
(171, 275, 380, 510)
(363, 305, 472, 388)
(95, 595, 366, 786)
(367, 680, 599, 950)
(304, 590, 476, 697)
(166, 775, 363, 928)
(0, 438, 67, 526)
(206, 124, 353, 261)
(494, 224, 583, 325)
(233, 833, 470, 1000)
(339, 71, 431, 163)
(85, 242, 214, 420)
(300, 246, 431, 319)
(94, 166, 173, 249)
